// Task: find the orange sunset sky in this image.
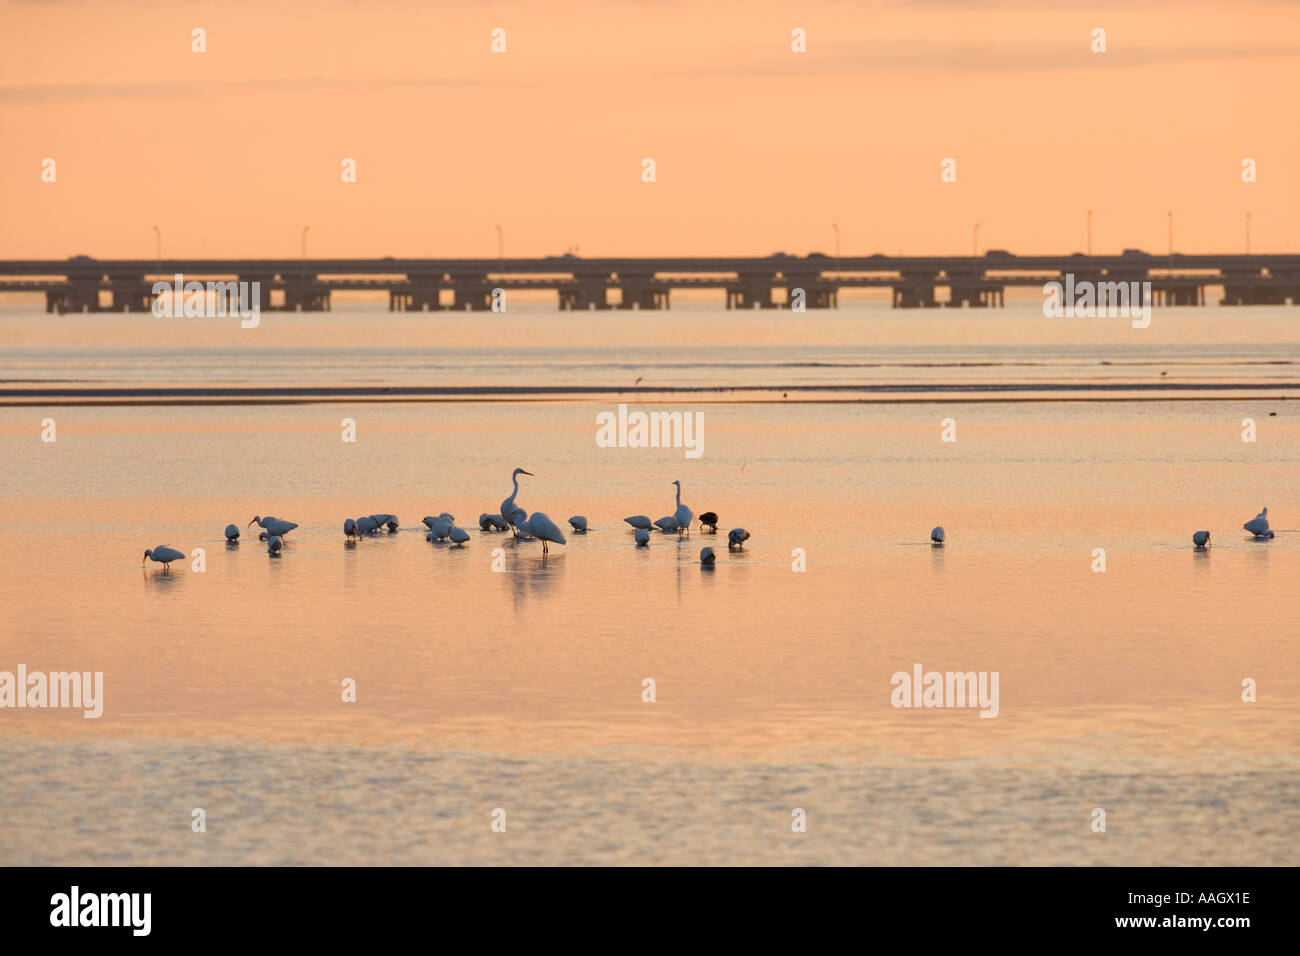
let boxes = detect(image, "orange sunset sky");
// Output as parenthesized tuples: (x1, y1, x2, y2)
(2, 0, 1298, 259)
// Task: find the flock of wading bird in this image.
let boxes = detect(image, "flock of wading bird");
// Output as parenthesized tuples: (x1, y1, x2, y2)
(140, 469, 756, 570)
(139, 470, 1279, 570)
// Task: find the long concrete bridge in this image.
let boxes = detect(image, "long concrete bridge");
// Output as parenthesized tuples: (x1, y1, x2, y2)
(1, 251, 1297, 313)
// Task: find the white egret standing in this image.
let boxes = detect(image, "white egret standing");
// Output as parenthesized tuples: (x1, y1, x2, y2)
(1193, 530, 1210, 548)
(142, 546, 185, 569)
(569, 516, 588, 533)
(625, 515, 652, 530)
(634, 528, 650, 546)
(1243, 507, 1270, 537)
(449, 527, 471, 547)
(224, 524, 240, 541)
(931, 527, 945, 545)
(654, 516, 679, 534)
(521, 512, 566, 556)
(357, 516, 377, 534)
(344, 518, 358, 538)
(672, 480, 694, 536)
(728, 528, 750, 550)
(267, 534, 283, 554)
(501, 468, 533, 533)
(700, 546, 716, 565)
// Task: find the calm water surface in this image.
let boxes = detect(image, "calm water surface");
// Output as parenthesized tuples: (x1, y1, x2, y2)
(1, 302, 1296, 864)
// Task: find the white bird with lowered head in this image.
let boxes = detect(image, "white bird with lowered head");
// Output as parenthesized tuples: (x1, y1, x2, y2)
(521, 512, 566, 556)
(1243, 507, 1272, 538)
(249, 515, 297, 537)
(142, 545, 185, 569)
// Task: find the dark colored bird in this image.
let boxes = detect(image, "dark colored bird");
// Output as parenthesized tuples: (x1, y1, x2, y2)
(699, 512, 719, 532)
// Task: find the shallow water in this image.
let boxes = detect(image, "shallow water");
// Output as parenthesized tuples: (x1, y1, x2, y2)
(2, 299, 1298, 396)
(1, 303, 1297, 865)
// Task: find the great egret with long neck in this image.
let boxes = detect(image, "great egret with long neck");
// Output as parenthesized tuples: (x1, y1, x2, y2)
(501, 468, 533, 533)
(672, 480, 694, 536)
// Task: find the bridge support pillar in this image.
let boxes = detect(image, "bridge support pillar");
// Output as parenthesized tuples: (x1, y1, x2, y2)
(286, 284, 331, 311)
(106, 277, 153, 312)
(726, 284, 776, 309)
(892, 285, 937, 308)
(1221, 283, 1293, 306)
(403, 283, 442, 311)
(55, 279, 101, 313)
(617, 284, 669, 310)
(1158, 285, 1203, 307)
(559, 284, 610, 310)
(451, 286, 493, 311)
(946, 285, 1004, 307)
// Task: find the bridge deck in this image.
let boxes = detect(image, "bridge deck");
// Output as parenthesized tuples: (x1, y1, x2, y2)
(1, 253, 1295, 311)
